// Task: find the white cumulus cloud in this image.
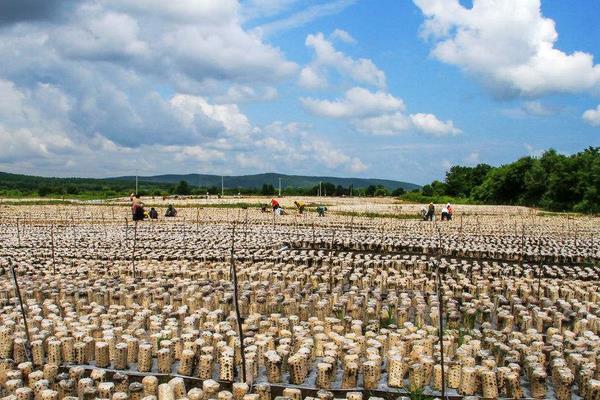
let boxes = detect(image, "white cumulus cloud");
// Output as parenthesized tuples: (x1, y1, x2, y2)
(414, 0, 600, 97)
(583, 105, 600, 127)
(301, 87, 404, 118)
(299, 32, 386, 89)
(330, 29, 356, 44)
(410, 113, 461, 136)
(303, 87, 460, 136)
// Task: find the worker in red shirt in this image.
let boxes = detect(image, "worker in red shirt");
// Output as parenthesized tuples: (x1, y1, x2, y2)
(271, 199, 280, 211)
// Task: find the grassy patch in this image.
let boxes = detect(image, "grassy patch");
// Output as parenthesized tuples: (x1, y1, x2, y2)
(537, 211, 583, 217)
(398, 192, 473, 205)
(131, 202, 263, 209)
(334, 210, 420, 220)
(0, 199, 86, 206)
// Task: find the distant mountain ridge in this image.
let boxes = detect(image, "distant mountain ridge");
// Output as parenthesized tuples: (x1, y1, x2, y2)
(111, 172, 419, 190)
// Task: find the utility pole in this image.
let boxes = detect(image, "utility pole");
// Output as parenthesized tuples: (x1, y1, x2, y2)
(319, 181, 322, 197)
(221, 175, 224, 197)
(278, 178, 282, 197)
(135, 169, 138, 195)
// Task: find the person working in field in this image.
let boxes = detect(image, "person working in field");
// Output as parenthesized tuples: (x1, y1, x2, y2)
(165, 204, 177, 217)
(294, 201, 306, 214)
(426, 202, 435, 221)
(271, 199, 280, 212)
(420, 206, 428, 221)
(130, 193, 145, 221)
(441, 203, 451, 221)
(149, 207, 158, 219)
(271, 199, 286, 215)
(316, 205, 327, 217)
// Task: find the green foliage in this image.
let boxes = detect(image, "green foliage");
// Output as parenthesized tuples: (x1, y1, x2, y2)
(0, 171, 174, 199)
(174, 180, 192, 195)
(374, 186, 389, 197)
(421, 184, 433, 196)
(379, 306, 396, 329)
(457, 327, 469, 347)
(261, 184, 275, 195)
(407, 385, 427, 400)
(365, 184, 389, 197)
(392, 187, 406, 196)
(419, 147, 600, 214)
(445, 164, 492, 197)
(37, 185, 52, 197)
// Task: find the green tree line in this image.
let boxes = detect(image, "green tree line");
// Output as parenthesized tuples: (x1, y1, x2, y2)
(0, 172, 406, 199)
(416, 147, 600, 213)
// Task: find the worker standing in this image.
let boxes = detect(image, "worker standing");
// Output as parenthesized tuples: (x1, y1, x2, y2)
(130, 193, 145, 221)
(426, 202, 435, 221)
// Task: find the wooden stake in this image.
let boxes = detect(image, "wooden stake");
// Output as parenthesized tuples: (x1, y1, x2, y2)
(16, 217, 21, 247)
(124, 217, 129, 246)
(183, 218, 187, 256)
(537, 235, 542, 301)
(243, 208, 249, 245)
(71, 215, 76, 248)
(132, 220, 138, 278)
(51, 224, 56, 274)
(272, 207, 275, 229)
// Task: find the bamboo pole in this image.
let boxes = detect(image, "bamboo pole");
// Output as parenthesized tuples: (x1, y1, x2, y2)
(9, 259, 32, 362)
(433, 225, 447, 399)
(436, 261, 446, 400)
(329, 229, 336, 292)
(229, 222, 247, 384)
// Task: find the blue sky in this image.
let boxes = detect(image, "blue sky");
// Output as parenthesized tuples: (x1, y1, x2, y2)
(0, 0, 599, 184)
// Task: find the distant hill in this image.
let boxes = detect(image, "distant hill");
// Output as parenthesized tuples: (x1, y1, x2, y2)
(111, 173, 420, 191)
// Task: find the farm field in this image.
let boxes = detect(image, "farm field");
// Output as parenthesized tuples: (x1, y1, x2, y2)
(0, 197, 599, 400)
